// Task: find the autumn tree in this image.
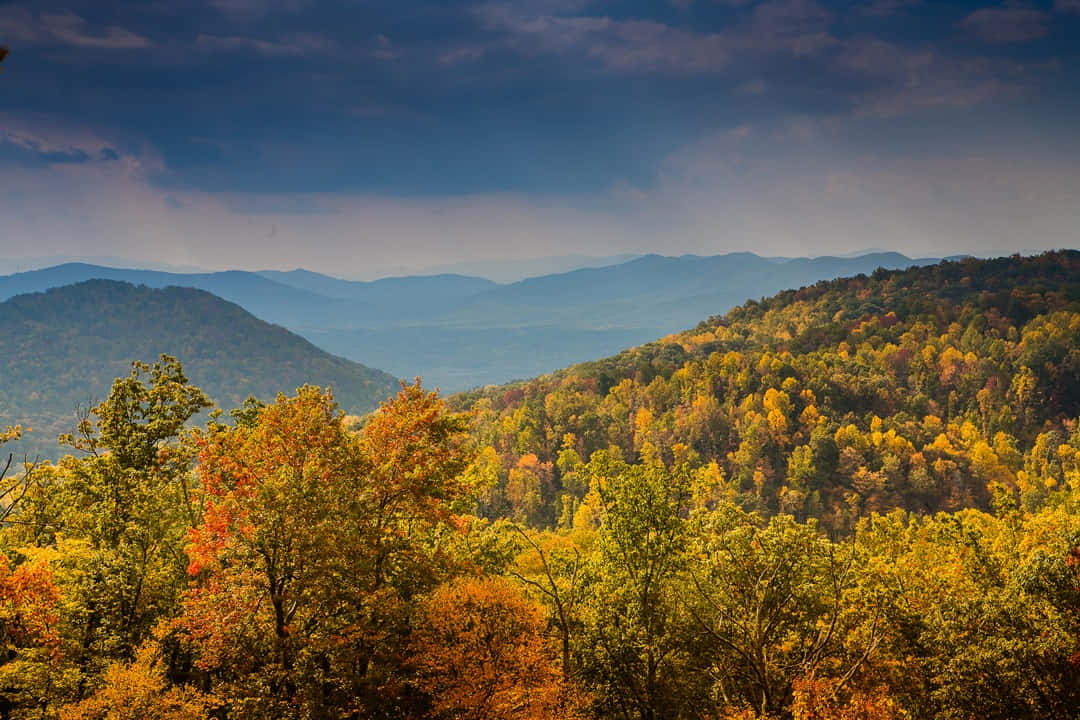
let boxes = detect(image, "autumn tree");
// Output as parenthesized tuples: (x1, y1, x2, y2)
(789, 676, 905, 720)
(0, 425, 38, 527)
(181, 381, 477, 719)
(506, 523, 584, 681)
(58, 643, 214, 720)
(28, 357, 211, 696)
(410, 577, 585, 720)
(686, 507, 881, 717)
(576, 451, 703, 720)
(0, 547, 61, 717)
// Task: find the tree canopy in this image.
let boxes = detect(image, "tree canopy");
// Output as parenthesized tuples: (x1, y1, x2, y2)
(1, 252, 1079, 719)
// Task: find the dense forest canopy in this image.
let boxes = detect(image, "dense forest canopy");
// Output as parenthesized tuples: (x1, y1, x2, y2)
(453, 251, 1080, 532)
(0, 252, 1078, 720)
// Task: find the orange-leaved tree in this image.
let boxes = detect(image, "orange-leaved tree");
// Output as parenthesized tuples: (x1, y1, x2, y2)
(181, 381, 476, 719)
(0, 548, 61, 714)
(790, 676, 906, 720)
(58, 643, 214, 720)
(410, 576, 586, 720)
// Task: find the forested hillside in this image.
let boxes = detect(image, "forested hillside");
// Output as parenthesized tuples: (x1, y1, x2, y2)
(454, 251, 1080, 531)
(0, 280, 399, 457)
(0, 253, 1078, 720)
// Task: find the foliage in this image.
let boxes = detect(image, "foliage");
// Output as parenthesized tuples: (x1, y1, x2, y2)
(410, 576, 585, 720)
(0, 547, 61, 717)
(180, 381, 477, 719)
(575, 452, 704, 720)
(2, 253, 1080, 720)
(455, 251, 1080, 533)
(58, 643, 214, 720)
(686, 509, 875, 717)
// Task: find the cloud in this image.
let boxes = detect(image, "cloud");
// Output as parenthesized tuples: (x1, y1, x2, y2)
(833, 36, 1053, 118)
(833, 35, 933, 79)
(469, 0, 836, 74)
(193, 31, 398, 61)
(854, 72, 1009, 118)
(638, 121, 1080, 258)
(861, 0, 922, 16)
(735, 78, 767, 95)
(439, 44, 488, 65)
(476, 7, 732, 72)
(195, 32, 334, 56)
(372, 34, 402, 61)
(0, 159, 635, 276)
(961, 5, 1048, 44)
(0, 8, 150, 50)
(1, 108, 1077, 277)
(41, 12, 151, 49)
(747, 0, 835, 56)
(667, 0, 753, 8)
(0, 6, 41, 45)
(0, 115, 120, 163)
(209, 0, 312, 18)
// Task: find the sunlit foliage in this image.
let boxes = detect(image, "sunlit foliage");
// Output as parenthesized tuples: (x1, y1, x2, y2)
(2, 253, 1080, 719)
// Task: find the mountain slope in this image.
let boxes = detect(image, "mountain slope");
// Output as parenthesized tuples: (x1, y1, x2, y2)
(435, 252, 941, 327)
(0, 280, 400, 458)
(302, 252, 943, 389)
(414, 253, 644, 282)
(0, 252, 942, 392)
(453, 251, 1080, 530)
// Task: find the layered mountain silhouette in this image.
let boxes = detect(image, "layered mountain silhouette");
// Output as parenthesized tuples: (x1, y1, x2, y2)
(0, 252, 941, 391)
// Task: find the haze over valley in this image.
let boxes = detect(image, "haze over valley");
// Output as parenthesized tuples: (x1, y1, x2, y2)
(2, 251, 943, 392)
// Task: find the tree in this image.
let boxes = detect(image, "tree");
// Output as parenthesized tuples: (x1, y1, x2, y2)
(686, 508, 880, 718)
(42, 357, 210, 692)
(59, 643, 214, 720)
(576, 452, 702, 720)
(789, 676, 904, 720)
(0, 426, 38, 526)
(0, 547, 61, 717)
(506, 524, 584, 682)
(182, 381, 477, 718)
(409, 577, 584, 720)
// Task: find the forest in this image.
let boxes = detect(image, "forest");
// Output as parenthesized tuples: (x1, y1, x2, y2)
(0, 280, 399, 460)
(0, 252, 1078, 719)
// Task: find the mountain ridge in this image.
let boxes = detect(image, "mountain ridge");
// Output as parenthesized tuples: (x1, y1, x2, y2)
(0, 251, 942, 391)
(0, 279, 400, 459)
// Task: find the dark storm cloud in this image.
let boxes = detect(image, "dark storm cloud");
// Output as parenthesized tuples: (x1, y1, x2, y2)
(961, 5, 1049, 45)
(0, 0, 1077, 271)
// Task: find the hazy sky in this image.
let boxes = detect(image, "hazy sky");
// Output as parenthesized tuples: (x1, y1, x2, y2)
(1, 0, 1078, 276)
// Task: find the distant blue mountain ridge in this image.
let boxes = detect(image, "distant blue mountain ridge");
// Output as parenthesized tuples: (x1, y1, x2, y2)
(0, 251, 941, 391)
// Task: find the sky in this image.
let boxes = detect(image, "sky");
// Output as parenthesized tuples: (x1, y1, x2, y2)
(0, 0, 1078, 277)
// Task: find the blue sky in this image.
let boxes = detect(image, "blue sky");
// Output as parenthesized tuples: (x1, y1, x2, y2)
(0, 0, 1078, 276)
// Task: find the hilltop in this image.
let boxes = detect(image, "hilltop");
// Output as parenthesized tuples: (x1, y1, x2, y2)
(0, 280, 399, 458)
(453, 251, 1080, 530)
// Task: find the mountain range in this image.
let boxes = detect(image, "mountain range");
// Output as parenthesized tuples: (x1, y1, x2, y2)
(0, 252, 942, 391)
